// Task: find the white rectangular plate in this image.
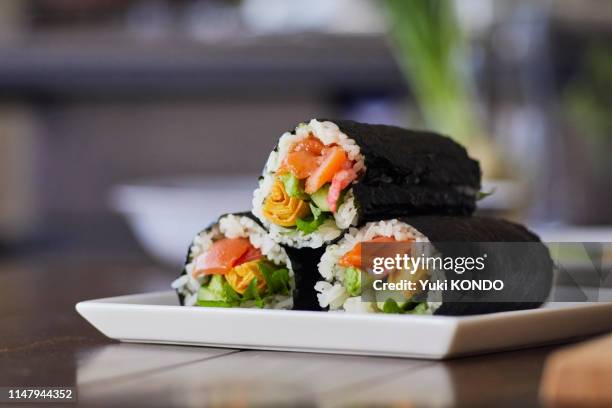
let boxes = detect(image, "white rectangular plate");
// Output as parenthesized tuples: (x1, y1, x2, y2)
(76, 290, 612, 359)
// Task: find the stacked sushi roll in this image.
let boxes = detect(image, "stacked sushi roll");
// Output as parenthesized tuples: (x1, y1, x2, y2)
(315, 216, 553, 316)
(172, 213, 296, 309)
(172, 119, 553, 316)
(252, 119, 481, 248)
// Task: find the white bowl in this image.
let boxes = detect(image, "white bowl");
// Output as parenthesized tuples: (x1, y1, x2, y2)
(110, 175, 258, 265)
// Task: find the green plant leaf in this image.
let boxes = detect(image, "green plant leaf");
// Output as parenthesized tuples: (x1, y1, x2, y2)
(271, 268, 291, 295)
(222, 283, 241, 305)
(310, 202, 322, 219)
(344, 267, 362, 296)
(240, 278, 265, 308)
(296, 203, 327, 233)
(382, 298, 403, 314)
(197, 300, 233, 308)
(476, 188, 496, 201)
(384, 0, 483, 146)
(280, 173, 308, 199)
(258, 261, 291, 296)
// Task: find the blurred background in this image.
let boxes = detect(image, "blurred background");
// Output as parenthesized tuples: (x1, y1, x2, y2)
(0, 0, 610, 272)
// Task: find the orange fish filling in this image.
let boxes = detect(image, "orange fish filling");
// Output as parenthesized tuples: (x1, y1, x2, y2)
(281, 135, 325, 179)
(338, 236, 414, 269)
(304, 146, 348, 194)
(193, 238, 261, 277)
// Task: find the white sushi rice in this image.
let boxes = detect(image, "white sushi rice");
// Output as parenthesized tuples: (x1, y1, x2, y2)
(315, 219, 443, 314)
(252, 119, 366, 248)
(171, 214, 294, 309)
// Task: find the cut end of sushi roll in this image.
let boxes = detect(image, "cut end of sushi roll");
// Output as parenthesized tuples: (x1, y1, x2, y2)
(171, 213, 295, 309)
(253, 119, 365, 248)
(315, 217, 553, 316)
(315, 219, 442, 315)
(253, 119, 481, 249)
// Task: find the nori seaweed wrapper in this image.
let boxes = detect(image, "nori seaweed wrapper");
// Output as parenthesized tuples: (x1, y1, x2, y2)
(174, 212, 323, 310)
(323, 119, 481, 220)
(398, 216, 553, 315)
(284, 246, 325, 311)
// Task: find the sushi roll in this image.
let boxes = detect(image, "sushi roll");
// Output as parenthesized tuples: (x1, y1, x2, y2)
(171, 213, 296, 309)
(315, 216, 553, 316)
(252, 119, 481, 249)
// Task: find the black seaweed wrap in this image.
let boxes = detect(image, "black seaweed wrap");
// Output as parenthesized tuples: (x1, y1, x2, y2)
(284, 246, 325, 311)
(324, 119, 482, 220)
(399, 216, 553, 315)
(175, 212, 323, 310)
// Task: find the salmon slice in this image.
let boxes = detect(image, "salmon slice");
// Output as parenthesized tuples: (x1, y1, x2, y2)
(285, 150, 321, 179)
(292, 135, 324, 155)
(338, 236, 402, 268)
(284, 135, 326, 179)
(192, 238, 259, 277)
(305, 146, 348, 194)
(234, 245, 263, 266)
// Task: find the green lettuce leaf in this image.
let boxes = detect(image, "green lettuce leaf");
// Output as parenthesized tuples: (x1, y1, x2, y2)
(197, 275, 228, 303)
(344, 267, 362, 296)
(242, 278, 264, 308)
(382, 298, 403, 314)
(296, 203, 327, 234)
(258, 261, 291, 295)
(271, 268, 291, 295)
(197, 300, 233, 307)
(222, 282, 241, 305)
(381, 299, 429, 314)
(197, 263, 292, 309)
(280, 173, 308, 199)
